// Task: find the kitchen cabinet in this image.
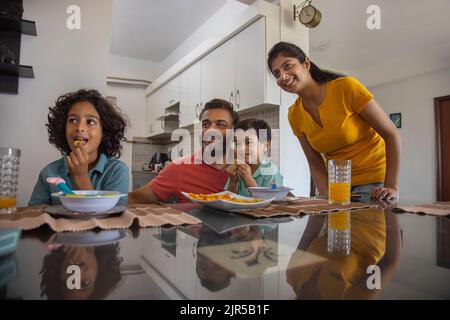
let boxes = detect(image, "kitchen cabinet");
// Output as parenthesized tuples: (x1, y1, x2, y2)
(146, 88, 165, 136)
(141, 228, 176, 284)
(179, 62, 201, 127)
(147, 15, 280, 132)
(145, 94, 154, 136)
(161, 76, 181, 108)
(235, 18, 266, 111)
(200, 17, 268, 112)
(174, 230, 198, 298)
(200, 37, 236, 108)
(147, 76, 181, 137)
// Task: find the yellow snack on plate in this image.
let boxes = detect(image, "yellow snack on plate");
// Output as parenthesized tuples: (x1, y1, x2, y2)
(187, 192, 262, 203)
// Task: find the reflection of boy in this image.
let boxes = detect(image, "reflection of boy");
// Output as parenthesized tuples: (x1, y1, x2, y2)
(40, 244, 123, 300)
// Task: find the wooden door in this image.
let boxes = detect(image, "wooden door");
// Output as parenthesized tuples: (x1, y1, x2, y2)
(435, 95, 450, 201)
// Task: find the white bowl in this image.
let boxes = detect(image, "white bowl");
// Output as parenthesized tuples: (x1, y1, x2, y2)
(51, 190, 127, 212)
(248, 186, 293, 200)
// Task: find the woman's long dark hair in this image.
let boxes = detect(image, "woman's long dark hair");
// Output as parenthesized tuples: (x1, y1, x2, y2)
(267, 42, 344, 83)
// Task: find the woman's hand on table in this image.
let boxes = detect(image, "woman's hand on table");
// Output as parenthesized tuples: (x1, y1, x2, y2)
(371, 186, 398, 201)
(376, 197, 398, 210)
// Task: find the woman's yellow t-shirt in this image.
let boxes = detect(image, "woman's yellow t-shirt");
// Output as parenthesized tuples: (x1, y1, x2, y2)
(288, 76, 386, 186)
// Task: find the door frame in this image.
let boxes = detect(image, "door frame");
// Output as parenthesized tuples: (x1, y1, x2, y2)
(434, 95, 450, 201)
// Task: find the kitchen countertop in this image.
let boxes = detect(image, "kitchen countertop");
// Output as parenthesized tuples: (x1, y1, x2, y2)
(132, 170, 159, 174)
(2, 201, 450, 300)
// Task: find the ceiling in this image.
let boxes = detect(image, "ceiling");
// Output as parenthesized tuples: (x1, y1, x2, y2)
(309, 0, 450, 73)
(110, 0, 227, 62)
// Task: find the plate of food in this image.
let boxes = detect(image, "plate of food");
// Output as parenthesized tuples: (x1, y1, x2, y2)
(181, 191, 275, 211)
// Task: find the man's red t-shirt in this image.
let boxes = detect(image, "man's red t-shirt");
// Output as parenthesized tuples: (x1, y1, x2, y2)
(148, 153, 228, 203)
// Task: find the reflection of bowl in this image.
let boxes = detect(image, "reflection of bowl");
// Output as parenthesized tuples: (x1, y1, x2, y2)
(51, 191, 126, 212)
(0, 229, 21, 258)
(50, 230, 127, 246)
(248, 187, 293, 200)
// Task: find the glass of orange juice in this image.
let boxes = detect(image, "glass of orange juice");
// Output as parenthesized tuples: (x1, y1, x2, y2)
(328, 160, 351, 205)
(0, 148, 21, 214)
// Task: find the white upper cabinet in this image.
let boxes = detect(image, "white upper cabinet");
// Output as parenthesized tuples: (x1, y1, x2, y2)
(161, 76, 181, 108)
(201, 37, 236, 108)
(146, 13, 280, 134)
(147, 88, 165, 136)
(235, 18, 266, 111)
(179, 62, 201, 127)
(147, 75, 181, 137)
(146, 94, 154, 136)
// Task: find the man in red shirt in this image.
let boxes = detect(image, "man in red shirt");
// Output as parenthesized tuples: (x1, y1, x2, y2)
(128, 99, 239, 203)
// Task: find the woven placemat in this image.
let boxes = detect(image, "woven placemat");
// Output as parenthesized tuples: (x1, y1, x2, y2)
(0, 204, 201, 232)
(393, 202, 450, 217)
(233, 198, 378, 218)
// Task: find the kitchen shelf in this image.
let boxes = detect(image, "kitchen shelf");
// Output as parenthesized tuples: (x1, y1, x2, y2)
(0, 63, 34, 78)
(156, 112, 179, 122)
(0, 16, 37, 36)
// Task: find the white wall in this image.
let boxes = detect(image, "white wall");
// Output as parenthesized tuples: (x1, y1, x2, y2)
(156, 0, 248, 77)
(369, 66, 450, 202)
(108, 54, 161, 82)
(279, 0, 311, 196)
(0, 0, 113, 206)
(354, 42, 450, 88)
(105, 84, 147, 191)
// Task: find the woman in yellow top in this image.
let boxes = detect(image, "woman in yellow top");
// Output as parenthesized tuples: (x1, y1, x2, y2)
(267, 42, 401, 200)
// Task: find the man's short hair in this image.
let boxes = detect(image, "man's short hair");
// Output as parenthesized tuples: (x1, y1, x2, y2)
(198, 98, 240, 127)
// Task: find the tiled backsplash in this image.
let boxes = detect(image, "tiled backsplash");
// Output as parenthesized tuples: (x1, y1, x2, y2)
(131, 106, 280, 170)
(130, 137, 166, 171)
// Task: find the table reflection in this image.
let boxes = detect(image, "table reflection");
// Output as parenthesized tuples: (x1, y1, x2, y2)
(286, 208, 401, 299)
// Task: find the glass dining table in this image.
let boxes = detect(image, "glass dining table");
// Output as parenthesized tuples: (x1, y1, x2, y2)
(1, 201, 450, 300)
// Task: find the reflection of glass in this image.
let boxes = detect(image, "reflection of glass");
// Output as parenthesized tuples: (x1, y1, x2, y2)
(287, 208, 395, 300)
(327, 211, 351, 255)
(0, 148, 20, 214)
(328, 160, 351, 205)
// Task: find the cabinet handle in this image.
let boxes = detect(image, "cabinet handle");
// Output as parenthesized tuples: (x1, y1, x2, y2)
(229, 92, 234, 109)
(195, 103, 199, 118)
(236, 89, 240, 109)
(198, 102, 203, 119)
(160, 118, 164, 130)
(192, 241, 197, 258)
